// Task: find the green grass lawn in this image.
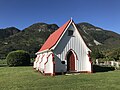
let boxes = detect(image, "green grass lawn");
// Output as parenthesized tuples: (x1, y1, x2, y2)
(0, 66, 120, 90)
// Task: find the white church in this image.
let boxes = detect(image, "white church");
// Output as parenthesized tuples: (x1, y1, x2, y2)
(33, 19, 92, 76)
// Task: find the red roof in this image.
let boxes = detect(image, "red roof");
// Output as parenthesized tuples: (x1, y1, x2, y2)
(39, 20, 71, 52)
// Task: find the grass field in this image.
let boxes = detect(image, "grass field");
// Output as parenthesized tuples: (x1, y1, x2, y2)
(0, 66, 120, 90)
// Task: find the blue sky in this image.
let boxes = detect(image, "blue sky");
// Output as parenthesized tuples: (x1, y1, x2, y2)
(0, 0, 120, 34)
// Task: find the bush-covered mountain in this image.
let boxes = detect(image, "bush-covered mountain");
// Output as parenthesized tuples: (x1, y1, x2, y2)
(76, 23, 120, 50)
(0, 27, 20, 40)
(0, 23, 58, 58)
(0, 22, 120, 59)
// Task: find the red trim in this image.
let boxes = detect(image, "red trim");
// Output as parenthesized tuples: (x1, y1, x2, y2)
(39, 54, 45, 64)
(52, 54, 55, 76)
(65, 49, 78, 60)
(38, 54, 45, 71)
(36, 55, 41, 63)
(72, 21, 91, 52)
(87, 51, 93, 73)
(36, 55, 41, 69)
(44, 53, 55, 76)
(35, 57, 37, 61)
(65, 49, 77, 72)
(87, 51, 92, 64)
(33, 57, 37, 69)
(79, 71, 92, 73)
(44, 53, 53, 65)
(33, 55, 41, 69)
(44, 53, 53, 74)
(44, 73, 54, 76)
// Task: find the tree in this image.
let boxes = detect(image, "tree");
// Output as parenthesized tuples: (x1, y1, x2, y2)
(106, 48, 120, 61)
(6, 50, 30, 66)
(91, 49, 104, 59)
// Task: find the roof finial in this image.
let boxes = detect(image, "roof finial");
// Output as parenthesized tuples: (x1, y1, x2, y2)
(71, 17, 73, 20)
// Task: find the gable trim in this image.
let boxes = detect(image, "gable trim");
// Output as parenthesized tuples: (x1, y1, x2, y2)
(65, 49, 78, 60)
(50, 19, 73, 50)
(72, 22, 91, 52)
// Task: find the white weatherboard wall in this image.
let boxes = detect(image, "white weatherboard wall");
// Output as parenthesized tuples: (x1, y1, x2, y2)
(53, 22, 91, 72)
(34, 51, 54, 74)
(44, 53, 53, 74)
(36, 54, 42, 70)
(38, 53, 47, 72)
(33, 55, 40, 69)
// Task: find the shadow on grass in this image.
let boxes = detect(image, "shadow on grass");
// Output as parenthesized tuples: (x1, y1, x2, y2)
(0, 64, 33, 67)
(92, 65, 115, 73)
(0, 64, 8, 67)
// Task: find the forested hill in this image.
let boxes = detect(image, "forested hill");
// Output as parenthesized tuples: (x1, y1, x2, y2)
(0, 27, 20, 40)
(0, 23, 58, 58)
(0, 22, 120, 59)
(76, 22, 120, 49)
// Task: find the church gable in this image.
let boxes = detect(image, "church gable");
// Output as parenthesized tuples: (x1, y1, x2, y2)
(53, 22, 76, 54)
(53, 20, 90, 54)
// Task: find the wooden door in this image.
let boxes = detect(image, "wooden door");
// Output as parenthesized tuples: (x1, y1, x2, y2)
(67, 51, 75, 71)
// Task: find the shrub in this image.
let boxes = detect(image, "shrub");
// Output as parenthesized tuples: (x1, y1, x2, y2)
(6, 50, 30, 66)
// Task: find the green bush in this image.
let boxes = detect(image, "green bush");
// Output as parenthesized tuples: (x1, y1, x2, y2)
(6, 50, 30, 66)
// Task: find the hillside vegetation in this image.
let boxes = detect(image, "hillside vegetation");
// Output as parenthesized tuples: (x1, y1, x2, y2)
(0, 27, 20, 40)
(0, 22, 120, 59)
